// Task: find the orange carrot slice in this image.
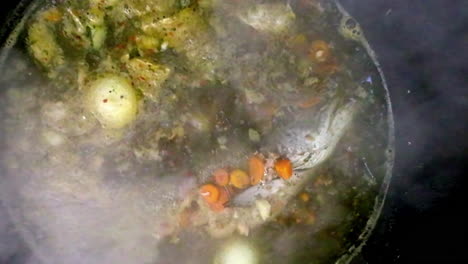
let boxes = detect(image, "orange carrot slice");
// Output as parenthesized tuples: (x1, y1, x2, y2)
(209, 187, 230, 212)
(218, 187, 230, 205)
(199, 184, 220, 204)
(249, 155, 265, 185)
(229, 169, 250, 189)
(213, 168, 229, 187)
(275, 158, 293, 180)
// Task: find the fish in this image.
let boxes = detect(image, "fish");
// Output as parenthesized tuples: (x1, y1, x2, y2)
(168, 89, 362, 240)
(233, 98, 360, 206)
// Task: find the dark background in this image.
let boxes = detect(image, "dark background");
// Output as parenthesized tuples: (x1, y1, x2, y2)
(339, 0, 468, 263)
(1, 0, 467, 263)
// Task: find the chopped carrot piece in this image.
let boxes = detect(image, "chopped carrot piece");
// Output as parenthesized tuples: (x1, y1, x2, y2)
(213, 168, 229, 187)
(218, 187, 230, 205)
(224, 185, 236, 197)
(199, 184, 220, 204)
(275, 158, 293, 180)
(249, 155, 265, 185)
(209, 187, 230, 212)
(309, 40, 331, 63)
(229, 169, 250, 189)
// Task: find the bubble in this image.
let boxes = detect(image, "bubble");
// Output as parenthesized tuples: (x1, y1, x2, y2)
(339, 15, 363, 42)
(345, 18, 357, 30)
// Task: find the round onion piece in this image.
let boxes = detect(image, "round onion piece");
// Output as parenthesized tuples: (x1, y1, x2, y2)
(86, 75, 137, 129)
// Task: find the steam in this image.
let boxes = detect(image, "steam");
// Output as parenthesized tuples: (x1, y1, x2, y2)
(0, 49, 167, 264)
(0, 1, 399, 264)
(337, 0, 468, 262)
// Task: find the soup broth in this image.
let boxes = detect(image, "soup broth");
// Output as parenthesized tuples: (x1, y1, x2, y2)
(0, 0, 394, 263)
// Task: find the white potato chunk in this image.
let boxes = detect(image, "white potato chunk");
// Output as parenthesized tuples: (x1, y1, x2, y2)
(86, 75, 138, 129)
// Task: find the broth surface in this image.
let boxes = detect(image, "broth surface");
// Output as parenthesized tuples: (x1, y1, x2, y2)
(0, 1, 394, 263)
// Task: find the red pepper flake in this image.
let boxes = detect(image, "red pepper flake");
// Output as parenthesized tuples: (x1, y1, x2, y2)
(103, 99, 108, 103)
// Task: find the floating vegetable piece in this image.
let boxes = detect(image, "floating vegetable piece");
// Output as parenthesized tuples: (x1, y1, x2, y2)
(230, 169, 250, 189)
(135, 34, 161, 55)
(309, 40, 331, 63)
(126, 58, 171, 101)
(237, 223, 250, 236)
(248, 129, 261, 142)
(85, 74, 138, 129)
(28, 18, 65, 70)
(209, 187, 230, 212)
(255, 199, 271, 221)
(200, 184, 220, 204)
(218, 187, 230, 205)
(213, 168, 230, 187)
(248, 156, 265, 185)
(59, 6, 107, 51)
(274, 158, 293, 180)
(148, 8, 219, 79)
